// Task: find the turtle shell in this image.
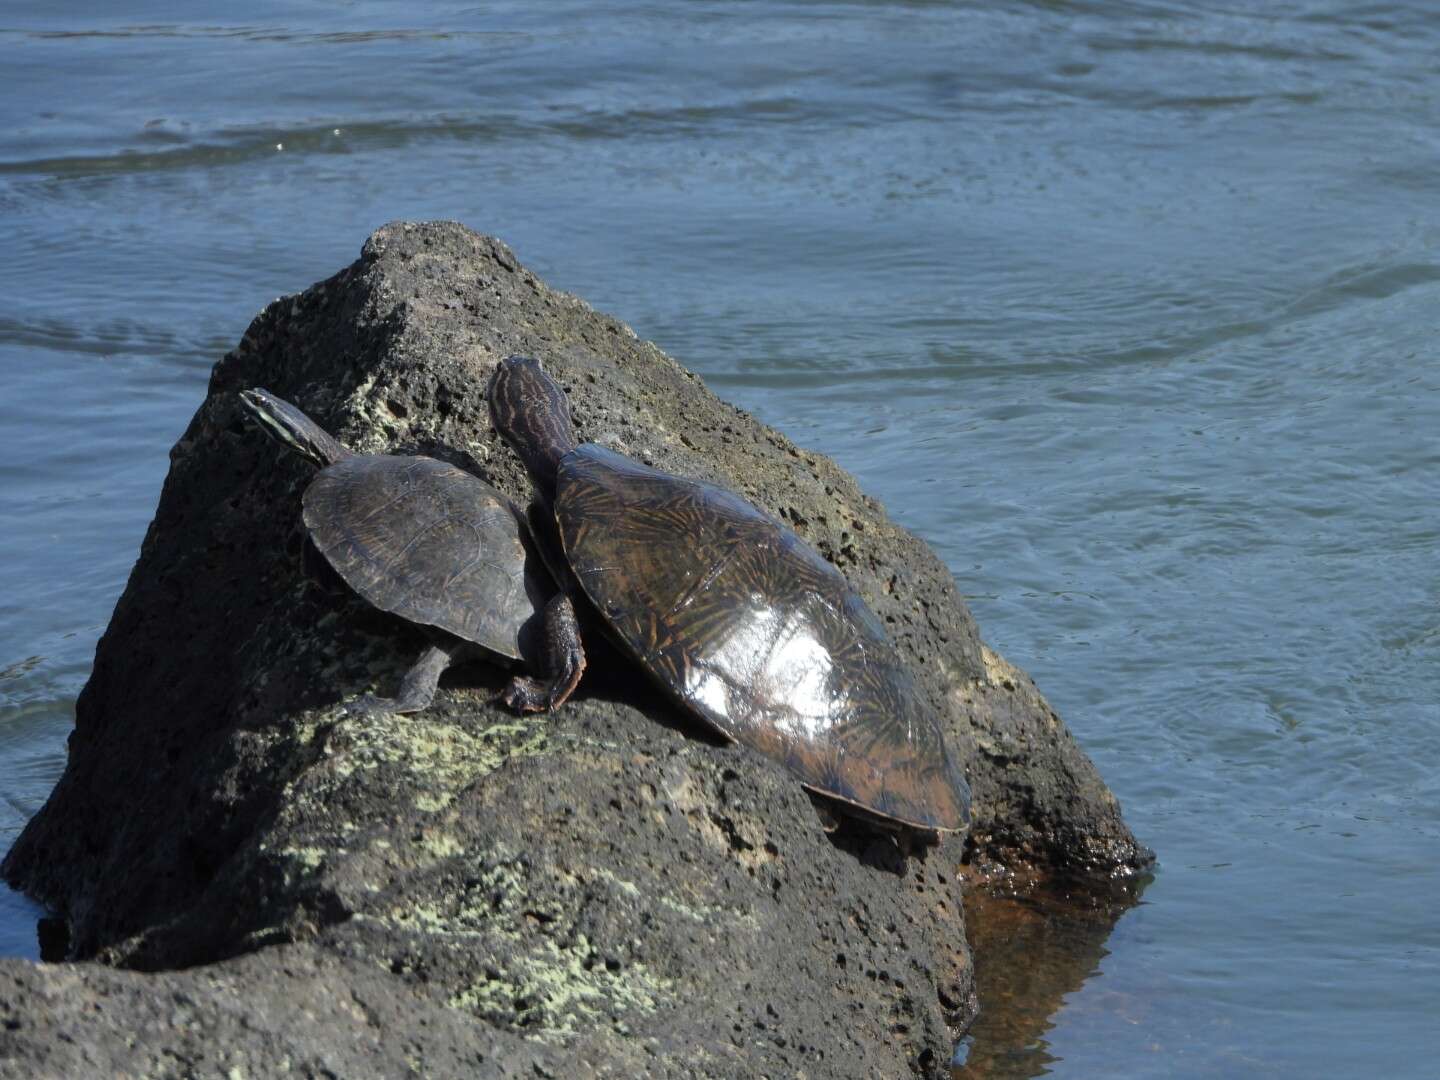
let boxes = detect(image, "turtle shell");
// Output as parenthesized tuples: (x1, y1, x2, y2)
(303, 454, 545, 660)
(554, 444, 970, 832)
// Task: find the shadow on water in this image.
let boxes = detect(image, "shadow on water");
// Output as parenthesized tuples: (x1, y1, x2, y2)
(953, 876, 1151, 1078)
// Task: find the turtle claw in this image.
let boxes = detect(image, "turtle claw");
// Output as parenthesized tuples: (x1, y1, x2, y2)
(501, 667, 581, 714)
(813, 799, 844, 834)
(343, 694, 394, 717)
(545, 644, 585, 711)
(502, 676, 550, 714)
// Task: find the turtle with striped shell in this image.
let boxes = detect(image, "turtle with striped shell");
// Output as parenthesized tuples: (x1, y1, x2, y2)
(488, 356, 969, 836)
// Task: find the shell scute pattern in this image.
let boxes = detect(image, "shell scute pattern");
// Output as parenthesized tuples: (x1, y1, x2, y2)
(303, 455, 537, 660)
(556, 444, 969, 831)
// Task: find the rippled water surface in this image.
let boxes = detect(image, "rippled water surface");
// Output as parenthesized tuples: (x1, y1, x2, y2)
(2, 2, 1437, 1075)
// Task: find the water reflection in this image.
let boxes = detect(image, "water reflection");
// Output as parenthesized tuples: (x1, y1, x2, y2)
(954, 878, 1150, 1078)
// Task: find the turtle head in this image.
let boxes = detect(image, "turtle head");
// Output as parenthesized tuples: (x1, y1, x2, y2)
(489, 356, 578, 495)
(239, 388, 348, 468)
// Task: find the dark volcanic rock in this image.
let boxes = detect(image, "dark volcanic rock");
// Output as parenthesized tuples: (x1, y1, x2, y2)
(1, 221, 1149, 1078)
(0, 945, 535, 1078)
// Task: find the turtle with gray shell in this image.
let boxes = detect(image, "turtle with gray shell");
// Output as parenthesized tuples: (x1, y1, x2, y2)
(488, 356, 970, 836)
(240, 388, 585, 715)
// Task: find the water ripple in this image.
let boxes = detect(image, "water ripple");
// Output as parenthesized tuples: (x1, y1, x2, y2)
(1, 2, 1438, 1075)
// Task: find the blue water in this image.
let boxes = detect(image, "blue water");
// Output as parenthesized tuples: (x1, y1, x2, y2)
(2, 3, 1437, 1075)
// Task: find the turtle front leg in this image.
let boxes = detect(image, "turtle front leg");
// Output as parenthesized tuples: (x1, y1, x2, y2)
(346, 641, 456, 716)
(503, 592, 586, 713)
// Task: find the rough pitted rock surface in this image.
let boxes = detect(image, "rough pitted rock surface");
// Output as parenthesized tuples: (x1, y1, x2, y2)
(2, 221, 1149, 1078)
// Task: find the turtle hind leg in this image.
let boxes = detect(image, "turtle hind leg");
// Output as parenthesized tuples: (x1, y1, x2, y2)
(346, 642, 455, 716)
(503, 593, 585, 713)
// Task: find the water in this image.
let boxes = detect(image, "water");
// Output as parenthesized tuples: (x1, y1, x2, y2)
(2, 2, 1437, 1074)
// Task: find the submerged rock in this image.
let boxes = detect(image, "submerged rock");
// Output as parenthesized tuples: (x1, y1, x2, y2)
(1, 222, 1149, 1078)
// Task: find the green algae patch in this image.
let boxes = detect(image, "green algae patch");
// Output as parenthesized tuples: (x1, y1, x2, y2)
(419, 832, 465, 859)
(653, 889, 760, 931)
(383, 904, 480, 938)
(414, 792, 454, 813)
(278, 846, 327, 871)
(321, 712, 553, 791)
(585, 867, 641, 899)
(448, 933, 674, 1036)
(367, 848, 531, 939)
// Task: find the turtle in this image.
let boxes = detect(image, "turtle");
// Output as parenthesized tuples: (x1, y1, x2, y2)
(487, 356, 970, 835)
(239, 387, 585, 715)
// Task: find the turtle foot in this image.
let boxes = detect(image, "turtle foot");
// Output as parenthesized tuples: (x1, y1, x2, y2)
(812, 798, 844, 834)
(342, 644, 450, 716)
(503, 593, 586, 714)
(343, 693, 407, 717)
(501, 676, 551, 714)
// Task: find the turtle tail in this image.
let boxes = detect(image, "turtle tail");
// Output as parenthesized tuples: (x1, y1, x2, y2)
(488, 356, 578, 496)
(239, 388, 351, 468)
